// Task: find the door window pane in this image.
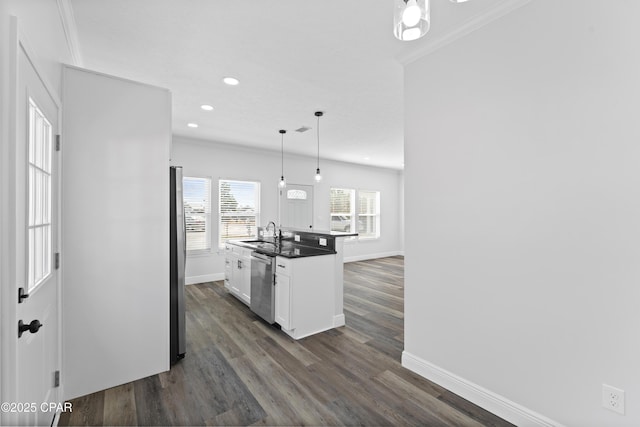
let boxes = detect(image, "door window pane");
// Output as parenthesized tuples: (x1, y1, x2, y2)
(27, 98, 53, 291)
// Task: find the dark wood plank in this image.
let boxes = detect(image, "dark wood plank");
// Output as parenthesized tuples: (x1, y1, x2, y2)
(63, 391, 105, 426)
(133, 375, 174, 426)
(58, 256, 514, 427)
(103, 382, 137, 426)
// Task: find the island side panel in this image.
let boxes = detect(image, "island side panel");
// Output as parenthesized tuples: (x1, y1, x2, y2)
(280, 254, 336, 339)
(333, 237, 346, 327)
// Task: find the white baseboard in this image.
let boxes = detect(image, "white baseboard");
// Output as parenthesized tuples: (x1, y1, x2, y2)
(333, 314, 345, 327)
(186, 273, 224, 285)
(344, 251, 404, 263)
(401, 351, 564, 427)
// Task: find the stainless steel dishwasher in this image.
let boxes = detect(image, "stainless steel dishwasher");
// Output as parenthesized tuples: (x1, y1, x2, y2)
(250, 251, 276, 323)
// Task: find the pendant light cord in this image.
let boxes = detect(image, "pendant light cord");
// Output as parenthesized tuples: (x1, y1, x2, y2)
(315, 111, 323, 169)
(279, 129, 286, 184)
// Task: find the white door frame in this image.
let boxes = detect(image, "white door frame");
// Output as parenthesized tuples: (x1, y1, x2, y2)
(0, 16, 64, 425)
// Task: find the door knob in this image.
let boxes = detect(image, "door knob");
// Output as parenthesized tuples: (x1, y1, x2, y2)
(18, 319, 43, 338)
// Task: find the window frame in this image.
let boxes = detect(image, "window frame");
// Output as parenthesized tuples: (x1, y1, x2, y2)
(27, 97, 53, 292)
(218, 178, 261, 248)
(183, 175, 213, 256)
(329, 187, 356, 234)
(329, 187, 381, 241)
(357, 189, 381, 240)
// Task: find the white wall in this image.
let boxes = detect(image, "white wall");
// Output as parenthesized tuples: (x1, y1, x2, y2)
(171, 136, 404, 284)
(404, 1, 639, 426)
(62, 66, 171, 399)
(0, 0, 73, 416)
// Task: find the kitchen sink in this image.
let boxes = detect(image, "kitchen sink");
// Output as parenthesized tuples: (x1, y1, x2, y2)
(238, 240, 277, 249)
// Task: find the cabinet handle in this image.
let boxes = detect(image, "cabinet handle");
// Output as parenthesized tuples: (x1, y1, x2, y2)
(237, 260, 242, 269)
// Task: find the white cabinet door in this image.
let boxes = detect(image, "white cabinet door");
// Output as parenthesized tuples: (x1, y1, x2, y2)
(225, 244, 251, 305)
(239, 250, 252, 304)
(231, 254, 241, 296)
(275, 254, 335, 339)
(224, 245, 233, 290)
(275, 272, 291, 329)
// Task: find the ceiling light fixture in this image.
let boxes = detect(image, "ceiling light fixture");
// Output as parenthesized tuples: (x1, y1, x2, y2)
(200, 104, 214, 111)
(187, 123, 198, 128)
(394, 0, 468, 41)
(314, 111, 323, 183)
(279, 129, 287, 189)
(223, 77, 239, 86)
(394, 0, 429, 41)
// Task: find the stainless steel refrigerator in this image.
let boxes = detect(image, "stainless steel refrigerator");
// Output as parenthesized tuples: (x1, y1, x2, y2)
(170, 166, 186, 364)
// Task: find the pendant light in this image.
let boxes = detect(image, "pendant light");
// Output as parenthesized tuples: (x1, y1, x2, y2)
(394, 0, 468, 42)
(314, 111, 323, 183)
(394, 0, 430, 41)
(279, 129, 287, 188)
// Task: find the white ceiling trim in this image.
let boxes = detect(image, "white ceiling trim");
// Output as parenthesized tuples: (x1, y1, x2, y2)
(56, 0, 83, 66)
(396, 0, 533, 65)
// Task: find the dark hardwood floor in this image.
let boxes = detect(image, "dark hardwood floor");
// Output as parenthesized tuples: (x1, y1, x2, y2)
(58, 256, 513, 426)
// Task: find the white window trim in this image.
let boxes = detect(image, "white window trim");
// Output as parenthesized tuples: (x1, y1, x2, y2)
(329, 187, 356, 236)
(329, 187, 381, 241)
(184, 175, 212, 256)
(357, 189, 381, 240)
(218, 178, 261, 248)
(27, 97, 53, 292)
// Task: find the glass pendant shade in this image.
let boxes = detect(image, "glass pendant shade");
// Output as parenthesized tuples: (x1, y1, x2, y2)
(315, 168, 322, 183)
(394, 0, 430, 41)
(279, 176, 286, 188)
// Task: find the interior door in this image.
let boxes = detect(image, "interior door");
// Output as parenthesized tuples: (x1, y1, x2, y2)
(279, 184, 313, 230)
(14, 38, 61, 426)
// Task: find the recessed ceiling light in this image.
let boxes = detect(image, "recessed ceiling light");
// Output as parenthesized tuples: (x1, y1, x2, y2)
(223, 77, 239, 86)
(187, 123, 198, 128)
(364, 156, 371, 160)
(200, 104, 214, 111)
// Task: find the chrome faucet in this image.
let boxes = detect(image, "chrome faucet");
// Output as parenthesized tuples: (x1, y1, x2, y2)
(266, 221, 277, 240)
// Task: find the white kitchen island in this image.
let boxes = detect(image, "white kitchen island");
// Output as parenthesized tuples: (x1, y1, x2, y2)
(225, 229, 354, 339)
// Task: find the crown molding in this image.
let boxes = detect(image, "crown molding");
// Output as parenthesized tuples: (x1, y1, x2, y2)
(397, 0, 533, 66)
(57, 0, 83, 66)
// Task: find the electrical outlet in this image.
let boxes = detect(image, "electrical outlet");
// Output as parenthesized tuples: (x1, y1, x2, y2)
(602, 384, 625, 415)
(319, 238, 327, 246)
(294, 234, 300, 242)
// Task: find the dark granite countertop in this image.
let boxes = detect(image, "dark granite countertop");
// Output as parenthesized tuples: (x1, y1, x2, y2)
(281, 228, 358, 238)
(228, 239, 336, 258)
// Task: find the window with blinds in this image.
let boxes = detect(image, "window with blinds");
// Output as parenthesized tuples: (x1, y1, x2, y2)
(358, 190, 380, 239)
(219, 179, 260, 247)
(330, 188, 355, 232)
(183, 176, 212, 253)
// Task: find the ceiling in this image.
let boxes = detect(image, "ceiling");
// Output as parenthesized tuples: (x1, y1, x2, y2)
(68, 0, 519, 170)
